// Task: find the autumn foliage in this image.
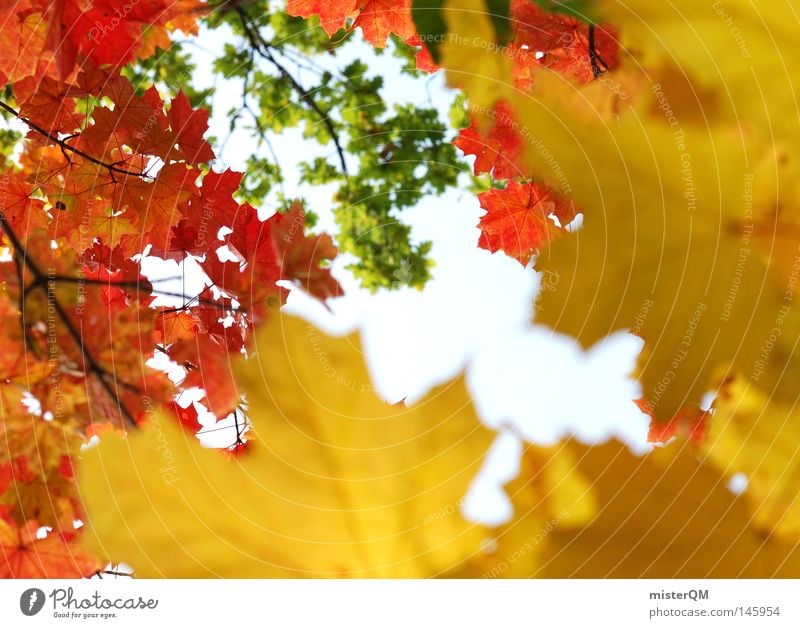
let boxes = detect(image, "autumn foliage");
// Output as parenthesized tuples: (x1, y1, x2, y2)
(1, 0, 800, 579)
(0, 0, 341, 576)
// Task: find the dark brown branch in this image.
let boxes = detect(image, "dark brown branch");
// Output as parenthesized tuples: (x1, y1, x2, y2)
(93, 568, 134, 579)
(0, 101, 150, 179)
(233, 407, 244, 446)
(588, 25, 609, 80)
(11, 252, 34, 350)
(47, 289, 141, 426)
(48, 274, 230, 309)
(234, 8, 349, 174)
(0, 216, 138, 427)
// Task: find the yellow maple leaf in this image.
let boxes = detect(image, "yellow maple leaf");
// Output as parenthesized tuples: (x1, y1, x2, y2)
(77, 311, 800, 577)
(440, 0, 515, 115)
(597, 0, 800, 148)
(703, 377, 800, 541)
(451, 439, 800, 577)
(526, 80, 795, 420)
(446, 441, 596, 578)
(533, 439, 800, 577)
(77, 315, 494, 577)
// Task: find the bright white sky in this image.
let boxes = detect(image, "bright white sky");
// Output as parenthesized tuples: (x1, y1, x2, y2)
(162, 25, 654, 524)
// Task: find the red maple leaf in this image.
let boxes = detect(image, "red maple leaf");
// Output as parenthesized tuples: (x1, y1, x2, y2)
(170, 334, 243, 418)
(14, 75, 85, 135)
(638, 400, 710, 446)
(43, 0, 204, 80)
(406, 35, 439, 73)
(0, 519, 100, 578)
(0, 171, 47, 236)
(270, 202, 343, 302)
(286, 0, 358, 36)
(178, 169, 244, 247)
(167, 90, 216, 166)
(453, 102, 525, 180)
(167, 400, 203, 433)
(288, 0, 414, 48)
(154, 311, 203, 345)
(354, 0, 415, 47)
(511, 0, 579, 51)
(477, 180, 576, 266)
(508, 0, 620, 85)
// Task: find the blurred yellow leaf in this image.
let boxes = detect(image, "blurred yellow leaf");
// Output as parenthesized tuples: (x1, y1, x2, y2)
(534, 440, 800, 577)
(78, 315, 494, 577)
(447, 441, 596, 578)
(704, 377, 800, 541)
(78, 312, 800, 577)
(598, 0, 800, 146)
(452, 439, 800, 577)
(440, 0, 515, 113)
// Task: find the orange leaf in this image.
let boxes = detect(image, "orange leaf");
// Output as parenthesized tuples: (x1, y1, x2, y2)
(477, 180, 576, 265)
(354, 0, 415, 47)
(0, 519, 100, 578)
(270, 202, 343, 302)
(154, 311, 202, 346)
(286, 0, 358, 36)
(453, 101, 525, 179)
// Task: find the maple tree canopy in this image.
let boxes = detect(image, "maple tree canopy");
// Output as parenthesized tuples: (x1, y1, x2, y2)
(0, 0, 798, 578)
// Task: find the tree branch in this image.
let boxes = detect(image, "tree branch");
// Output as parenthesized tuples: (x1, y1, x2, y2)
(0, 100, 151, 179)
(93, 568, 134, 579)
(0, 216, 138, 427)
(234, 8, 349, 174)
(588, 25, 609, 80)
(48, 274, 230, 309)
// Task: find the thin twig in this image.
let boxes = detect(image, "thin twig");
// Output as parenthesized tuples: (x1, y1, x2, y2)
(234, 8, 349, 174)
(587, 25, 609, 79)
(1, 217, 138, 426)
(93, 568, 134, 579)
(0, 101, 150, 179)
(48, 274, 228, 309)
